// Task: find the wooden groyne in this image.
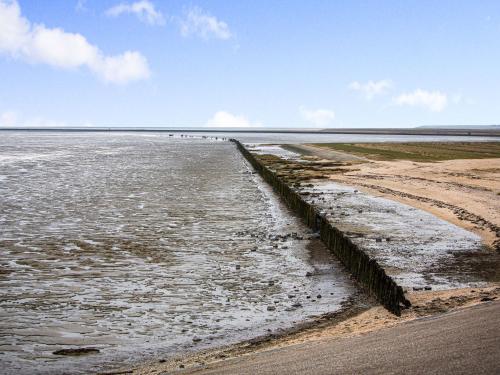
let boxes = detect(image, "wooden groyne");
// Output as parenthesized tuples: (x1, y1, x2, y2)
(232, 139, 411, 315)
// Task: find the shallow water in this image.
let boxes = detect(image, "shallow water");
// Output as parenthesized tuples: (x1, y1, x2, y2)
(1, 130, 498, 145)
(0, 133, 362, 374)
(303, 182, 488, 288)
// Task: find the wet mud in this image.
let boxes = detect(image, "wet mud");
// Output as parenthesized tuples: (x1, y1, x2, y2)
(0, 133, 364, 374)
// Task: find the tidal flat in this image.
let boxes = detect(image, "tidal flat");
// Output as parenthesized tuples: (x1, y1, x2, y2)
(126, 140, 500, 374)
(0, 132, 365, 374)
(247, 143, 500, 288)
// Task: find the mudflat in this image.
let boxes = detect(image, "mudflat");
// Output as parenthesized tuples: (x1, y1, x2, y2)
(293, 142, 500, 251)
(0, 133, 366, 374)
(105, 141, 500, 374)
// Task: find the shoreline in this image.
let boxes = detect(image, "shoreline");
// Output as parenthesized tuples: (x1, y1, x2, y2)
(1, 128, 499, 137)
(330, 177, 499, 250)
(1, 136, 369, 375)
(322, 153, 499, 251)
(102, 298, 371, 374)
(283, 143, 500, 251)
(234, 140, 411, 314)
(103, 140, 500, 374)
(113, 285, 499, 374)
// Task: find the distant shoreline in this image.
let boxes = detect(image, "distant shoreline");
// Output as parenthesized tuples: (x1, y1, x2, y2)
(1, 127, 500, 137)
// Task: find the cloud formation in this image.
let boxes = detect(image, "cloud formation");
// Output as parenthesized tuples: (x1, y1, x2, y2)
(299, 106, 335, 127)
(106, 0, 165, 26)
(206, 111, 260, 128)
(349, 80, 393, 100)
(0, 0, 150, 84)
(180, 6, 232, 40)
(394, 89, 448, 112)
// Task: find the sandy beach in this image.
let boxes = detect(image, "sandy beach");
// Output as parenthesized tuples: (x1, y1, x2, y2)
(329, 158, 500, 251)
(286, 143, 500, 251)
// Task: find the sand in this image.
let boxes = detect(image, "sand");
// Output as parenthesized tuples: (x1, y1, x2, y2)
(328, 157, 500, 250)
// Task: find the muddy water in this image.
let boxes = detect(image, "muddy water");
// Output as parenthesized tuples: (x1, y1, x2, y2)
(0, 132, 362, 374)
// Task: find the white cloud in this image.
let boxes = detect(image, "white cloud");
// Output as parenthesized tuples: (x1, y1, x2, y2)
(299, 106, 335, 127)
(0, 0, 30, 53)
(349, 80, 393, 100)
(206, 111, 260, 128)
(394, 89, 448, 112)
(93, 51, 150, 84)
(0, 0, 150, 84)
(105, 0, 165, 26)
(180, 6, 232, 40)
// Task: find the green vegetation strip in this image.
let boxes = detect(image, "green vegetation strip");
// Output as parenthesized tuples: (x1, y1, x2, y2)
(312, 142, 500, 161)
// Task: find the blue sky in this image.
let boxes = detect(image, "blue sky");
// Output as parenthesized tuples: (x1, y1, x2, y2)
(0, 0, 499, 128)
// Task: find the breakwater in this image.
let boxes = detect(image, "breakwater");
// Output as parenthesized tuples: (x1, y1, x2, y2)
(232, 139, 411, 315)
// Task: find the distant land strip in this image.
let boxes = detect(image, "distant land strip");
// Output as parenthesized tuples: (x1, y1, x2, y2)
(1, 127, 500, 137)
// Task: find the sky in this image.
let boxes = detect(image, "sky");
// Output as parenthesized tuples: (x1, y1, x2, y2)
(0, 0, 499, 128)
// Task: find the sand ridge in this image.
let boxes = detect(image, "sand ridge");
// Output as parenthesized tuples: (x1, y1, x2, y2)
(328, 157, 500, 250)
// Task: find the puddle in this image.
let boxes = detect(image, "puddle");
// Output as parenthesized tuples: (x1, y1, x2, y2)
(299, 181, 497, 289)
